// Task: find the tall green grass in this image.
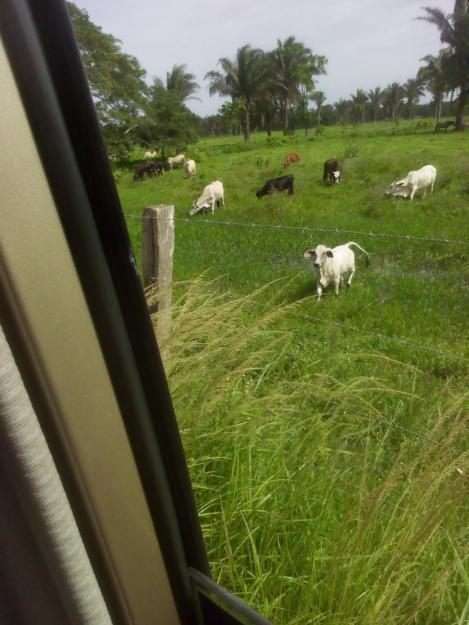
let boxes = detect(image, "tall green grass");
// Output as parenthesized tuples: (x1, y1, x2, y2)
(121, 122, 468, 623)
(148, 279, 468, 625)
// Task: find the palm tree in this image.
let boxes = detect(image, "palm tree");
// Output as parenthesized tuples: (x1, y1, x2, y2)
(367, 87, 383, 123)
(269, 36, 326, 133)
(419, 0, 469, 129)
(418, 52, 449, 122)
(254, 55, 279, 136)
(205, 45, 266, 141)
(255, 90, 277, 136)
(334, 99, 350, 125)
(350, 89, 368, 124)
(384, 82, 405, 122)
(403, 78, 425, 119)
(166, 64, 200, 101)
(312, 91, 326, 130)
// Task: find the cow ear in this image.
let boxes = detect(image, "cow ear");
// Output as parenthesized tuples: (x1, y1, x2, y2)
(326, 250, 334, 258)
(303, 249, 314, 258)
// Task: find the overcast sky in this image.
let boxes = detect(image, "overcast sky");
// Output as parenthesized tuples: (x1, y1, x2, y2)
(74, 0, 452, 116)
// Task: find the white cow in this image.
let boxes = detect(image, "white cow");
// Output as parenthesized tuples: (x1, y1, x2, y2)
(167, 154, 185, 169)
(144, 149, 157, 159)
(189, 181, 224, 216)
(304, 241, 369, 299)
(184, 159, 196, 177)
(385, 164, 437, 201)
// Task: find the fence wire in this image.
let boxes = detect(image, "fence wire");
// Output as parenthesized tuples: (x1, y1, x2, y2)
(215, 293, 468, 364)
(129, 212, 469, 364)
(128, 214, 469, 247)
(289, 310, 468, 363)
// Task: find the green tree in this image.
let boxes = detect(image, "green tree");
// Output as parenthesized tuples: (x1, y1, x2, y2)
(384, 82, 405, 122)
(419, 0, 469, 129)
(350, 89, 368, 124)
(296, 86, 313, 138)
(138, 80, 198, 157)
(334, 99, 350, 125)
(66, 2, 147, 152)
(269, 36, 326, 133)
(205, 45, 267, 141)
(254, 54, 279, 137)
(166, 64, 200, 102)
(367, 87, 384, 123)
(418, 52, 449, 122)
(219, 101, 244, 135)
(403, 78, 426, 119)
(312, 90, 326, 131)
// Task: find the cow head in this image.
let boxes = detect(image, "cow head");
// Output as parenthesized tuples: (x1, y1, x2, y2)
(385, 180, 409, 198)
(189, 200, 208, 216)
(304, 245, 333, 269)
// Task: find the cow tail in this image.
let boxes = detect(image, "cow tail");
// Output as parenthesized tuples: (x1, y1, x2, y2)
(348, 242, 370, 266)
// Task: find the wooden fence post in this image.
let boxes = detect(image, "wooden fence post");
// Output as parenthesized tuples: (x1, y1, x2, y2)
(142, 205, 174, 356)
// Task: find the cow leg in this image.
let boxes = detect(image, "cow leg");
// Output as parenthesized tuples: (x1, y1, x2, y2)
(221, 196, 225, 209)
(316, 284, 323, 300)
(430, 182, 434, 193)
(409, 186, 416, 201)
(333, 279, 340, 295)
(347, 268, 355, 287)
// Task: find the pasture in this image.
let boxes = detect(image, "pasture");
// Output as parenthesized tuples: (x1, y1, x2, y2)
(116, 122, 468, 624)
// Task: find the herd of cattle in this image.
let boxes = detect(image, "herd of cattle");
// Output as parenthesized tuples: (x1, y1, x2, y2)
(133, 151, 437, 205)
(132, 151, 438, 299)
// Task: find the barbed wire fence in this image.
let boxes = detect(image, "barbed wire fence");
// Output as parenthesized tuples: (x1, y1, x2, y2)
(130, 210, 469, 366)
(128, 214, 469, 246)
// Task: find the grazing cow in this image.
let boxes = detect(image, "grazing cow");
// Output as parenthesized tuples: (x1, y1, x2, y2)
(144, 149, 157, 159)
(304, 242, 369, 299)
(283, 152, 300, 167)
(434, 121, 455, 133)
(323, 159, 341, 184)
(184, 159, 197, 177)
(153, 161, 166, 176)
(385, 164, 437, 201)
(189, 181, 224, 216)
(133, 161, 158, 181)
(256, 175, 294, 198)
(167, 153, 185, 169)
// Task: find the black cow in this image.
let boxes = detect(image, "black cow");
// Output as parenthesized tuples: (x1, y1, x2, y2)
(434, 120, 455, 133)
(323, 159, 341, 185)
(133, 161, 158, 181)
(256, 175, 294, 198)
(153, 161, 167, 175)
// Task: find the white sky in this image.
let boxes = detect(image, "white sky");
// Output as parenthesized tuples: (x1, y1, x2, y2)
(73, 0, 453, 116)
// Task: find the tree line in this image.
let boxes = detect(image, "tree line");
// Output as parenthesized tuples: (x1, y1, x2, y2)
(67, 0, 468, 154)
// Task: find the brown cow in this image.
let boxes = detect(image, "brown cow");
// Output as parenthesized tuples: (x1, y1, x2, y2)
(323, 158, 341, 184)
(283, 152, 300, 168)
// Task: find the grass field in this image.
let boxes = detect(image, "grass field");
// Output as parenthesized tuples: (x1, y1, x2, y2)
(116, 121, 468, 624)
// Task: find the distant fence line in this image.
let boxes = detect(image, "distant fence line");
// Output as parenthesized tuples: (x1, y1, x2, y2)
(128, 214, 469, 247)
